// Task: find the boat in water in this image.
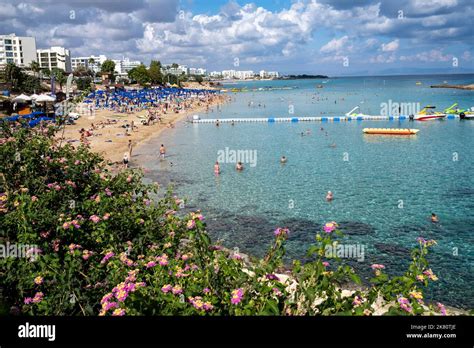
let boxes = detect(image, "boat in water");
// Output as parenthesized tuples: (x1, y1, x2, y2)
(411, 106, 446, 121)
(345, 106, 372, 118)
(444, 103, 474, 119)
(363, 128, 419, 135)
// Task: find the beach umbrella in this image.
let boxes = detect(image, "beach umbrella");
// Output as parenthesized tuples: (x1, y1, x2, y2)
(2, 115, 20, 122)
(21, 114, 36, 119)
(35, 94, 56, 103)
(13, 94, 32, 102)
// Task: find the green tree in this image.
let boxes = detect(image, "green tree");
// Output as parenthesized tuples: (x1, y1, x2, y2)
(194, 74, 204, 84)
(127, 64, 150, 85)
(75, 76, 92, 91)
(73, 64, 88, 77)
(3, 62, 24, 89)
(19, 75, 41, 94)
(51, 68, 67, 91)
(100, 60, 115, 74)
(148, 60, 163, 85)
(41, 68, 51, 78)
(29, 61, 41, 79)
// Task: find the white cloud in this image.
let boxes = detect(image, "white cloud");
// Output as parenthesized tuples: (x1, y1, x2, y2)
(381, 39, 399, 52)
(320, 36, 350, 53)
(399, 49, 452, 62)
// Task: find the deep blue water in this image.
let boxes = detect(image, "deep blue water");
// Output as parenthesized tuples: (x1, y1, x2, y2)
(135, 74, 474, 309)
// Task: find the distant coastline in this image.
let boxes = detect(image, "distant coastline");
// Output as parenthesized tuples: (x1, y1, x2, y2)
(430, 83, 474, 90)
(279, 74, 329, 80)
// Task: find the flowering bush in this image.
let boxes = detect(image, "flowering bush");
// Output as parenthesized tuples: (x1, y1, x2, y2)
(0, 123, 452, 316)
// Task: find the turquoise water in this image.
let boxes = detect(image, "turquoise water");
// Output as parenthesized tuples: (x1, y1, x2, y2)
(136, 75, 474, 309)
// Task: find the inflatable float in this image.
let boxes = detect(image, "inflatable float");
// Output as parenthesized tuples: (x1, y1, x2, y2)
(363, 128, 419, 135)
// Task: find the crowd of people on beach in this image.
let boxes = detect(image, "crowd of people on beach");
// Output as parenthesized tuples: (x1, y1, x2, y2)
(84, 87, 221, 116)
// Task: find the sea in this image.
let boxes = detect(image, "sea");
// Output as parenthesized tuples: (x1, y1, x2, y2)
(135, 74, 474, 309)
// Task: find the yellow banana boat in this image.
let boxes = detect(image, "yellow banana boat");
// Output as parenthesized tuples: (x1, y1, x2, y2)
(363, 128, 419, 135)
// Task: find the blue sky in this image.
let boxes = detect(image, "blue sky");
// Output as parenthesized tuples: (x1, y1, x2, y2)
(1, 0, 473, 75)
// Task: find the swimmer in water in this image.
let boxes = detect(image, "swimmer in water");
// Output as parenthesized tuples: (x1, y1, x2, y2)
(236, 162, 244, 171)
(280, 156, 287, 164)
(159, 144, 166, 159)
(329, 142, 337, 148)
(214, 161, 220, 174)
(231, 120, 235, 126)
(326, 191, 333, 201)
(431, 213, 439, 223)
(320, 127, 324, 131)
(216, 120, 220, 127)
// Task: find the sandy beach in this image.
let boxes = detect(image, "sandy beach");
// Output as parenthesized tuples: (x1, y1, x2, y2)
(57, 92, 227, 168)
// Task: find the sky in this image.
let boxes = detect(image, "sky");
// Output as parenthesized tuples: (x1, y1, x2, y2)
(1, 0, 473, 76)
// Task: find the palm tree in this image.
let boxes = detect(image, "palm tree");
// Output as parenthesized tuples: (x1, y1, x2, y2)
(30, 61, 40, 79)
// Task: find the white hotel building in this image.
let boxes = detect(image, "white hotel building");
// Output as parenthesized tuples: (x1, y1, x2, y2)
(71, 54, 107, 73)
(113, 58, 141, 76)
(0, 34, 37, 67)
(37, 46, 72, 72)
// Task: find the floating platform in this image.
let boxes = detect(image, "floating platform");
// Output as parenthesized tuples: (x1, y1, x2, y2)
(190, 115, 460, 124)
(363, 128, 419, 135)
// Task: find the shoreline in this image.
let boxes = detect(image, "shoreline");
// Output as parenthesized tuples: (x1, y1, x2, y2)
(57, 92, 227, 168)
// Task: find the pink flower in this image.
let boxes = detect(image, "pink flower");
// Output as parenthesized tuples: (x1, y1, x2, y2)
(161, 284, 172, 293)
(34, 276, 43, 285)
(371, 264, 385, 270)
(157, 254, 169, 266)
(115, 289, 129, 302)
(437, 302, 447, 316)
(102, 301, 118, 311)
(82, 250, 92, 260)
(274, 227, 290, 238)
(31, 196, 38, 202)
(231, 288, 244, 305)
(126, 175, 132, 183)
(68, 243, 81, 253)
(422, 269, 438, 281)
(52, 239, 60, 252)
(74, 160, 81, 165)
(101, 252, 115, 264)
(146, 261, 157, 268)
(62, 222, 71, 229)
(103, 213, 110, 220)
(397, 296, 412, 313)
(32, 292, 44, 303)
(89, 215, 101, 223)
(265, 274, 280, 281)
(24, 297, 33, 304)
(101, 293, 114, 304)
(323, 222, 337, 233)
(322, 261, 330, 267)
(186, 220, 196, 229)
(353, 295, 363, 307)
(272, 288, 283, 297)
(112, 308, 126, 316)
(105, 188, 113, 196)
(143, 199, 151, 206)
(203, 288, 211, 294)
(172, 285, 183, 295)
